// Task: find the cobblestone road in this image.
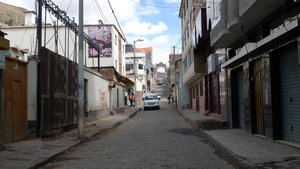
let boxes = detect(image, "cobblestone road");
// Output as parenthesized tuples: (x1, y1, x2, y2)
(42, 102, 234, 169)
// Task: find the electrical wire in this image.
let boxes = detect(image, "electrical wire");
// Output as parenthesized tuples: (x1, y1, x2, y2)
(91, 0, 103, 23)
(66, 0, 73, 13)
(94, 0, 109, 24)
(107, 0, 127, 43)
(17, 26, 28, 50)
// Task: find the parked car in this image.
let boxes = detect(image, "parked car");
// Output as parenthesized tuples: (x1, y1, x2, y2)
(143, 94, 160, 110)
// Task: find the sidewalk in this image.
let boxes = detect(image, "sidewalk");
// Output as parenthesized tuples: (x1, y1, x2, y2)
(177, 109, 300, 169)
(0, 107, 141, 169)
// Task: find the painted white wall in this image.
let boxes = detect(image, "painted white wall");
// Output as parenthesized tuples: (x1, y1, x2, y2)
(84, 68, 126, 111)
(84, 26, 126, 76)
(111, 84, 125, 109)
(1, 24, 126, 75)
(27, 60, 37, 121)
(84, 68, 110, 111)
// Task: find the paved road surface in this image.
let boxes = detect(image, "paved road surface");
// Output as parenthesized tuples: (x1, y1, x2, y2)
(42, 101, 234, 169)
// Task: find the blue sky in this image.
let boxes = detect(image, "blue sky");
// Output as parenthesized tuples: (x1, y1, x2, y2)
(0, 0, 182, 64)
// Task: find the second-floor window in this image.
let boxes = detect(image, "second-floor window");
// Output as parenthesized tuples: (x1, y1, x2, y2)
(188, 47, 193, 67)
(187, 21, 190, 39)
(207, 0, 221, 29)
(138, 64, 143, 70)
(126, 64, 134, 75)
(184, 57, 187, 73)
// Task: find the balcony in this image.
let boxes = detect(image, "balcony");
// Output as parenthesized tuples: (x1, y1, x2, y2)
(210, 0, 287, 48)
(183, 50, 206, 86)
(222, 16, 300, 68)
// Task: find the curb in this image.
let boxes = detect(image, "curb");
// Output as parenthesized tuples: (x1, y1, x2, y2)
(30, 140, 84, 169)
(0, 144, 4, 151)
(196, 130, 256, 169)
(176, 109, 256, 169)
(87, 107, 141, 140)
(30, 107, 141, 169)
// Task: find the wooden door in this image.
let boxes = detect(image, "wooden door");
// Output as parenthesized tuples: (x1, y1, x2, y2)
(1, 57, 27, 143)
(12, 80, 25, 141)
(254, 59, 265, 135)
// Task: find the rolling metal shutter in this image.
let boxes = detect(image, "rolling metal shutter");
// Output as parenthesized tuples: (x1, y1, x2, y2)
(279, 44, 300, 143)
(237, 69, 245, 128)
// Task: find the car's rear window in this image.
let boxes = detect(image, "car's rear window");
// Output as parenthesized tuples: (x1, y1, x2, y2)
(145, 95, 157, 100)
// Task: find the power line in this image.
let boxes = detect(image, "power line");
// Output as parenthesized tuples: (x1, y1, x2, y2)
(107, 0, 127, 43)
(94, 0, 109, 24)
(66, 0, 72, 13)
(91, 0, 103, 23)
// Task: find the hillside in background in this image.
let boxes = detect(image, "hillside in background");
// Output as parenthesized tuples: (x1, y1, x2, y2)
(0, 2, 27, 26)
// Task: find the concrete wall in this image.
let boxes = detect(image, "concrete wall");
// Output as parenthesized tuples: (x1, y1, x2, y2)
(179, 60, 190, 109)
(238, 0, 256, 17)
(84, 68, 110, 120)
(84, 68, 127, 121)
(111, 84, 126, 109)
(210, 0, 228, 47)
(27, 60, 37, 133)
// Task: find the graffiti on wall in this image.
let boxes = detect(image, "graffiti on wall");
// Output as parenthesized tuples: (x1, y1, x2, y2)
(99, 89, 108, 108)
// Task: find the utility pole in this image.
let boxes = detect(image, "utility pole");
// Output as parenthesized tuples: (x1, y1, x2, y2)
(133, 39, 143, 105)
(78, 0, 84, 139)
(36, 0, 43, 138)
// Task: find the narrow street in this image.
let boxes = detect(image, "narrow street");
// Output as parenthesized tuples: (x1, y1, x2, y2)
(42, 85, 234, 169)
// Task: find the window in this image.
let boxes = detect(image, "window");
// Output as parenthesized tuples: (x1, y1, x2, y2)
(137, 75, 143, 81)
(183, 40, 185, 50)
(184, 57, 187, 72)
(126, 64, 134, 75)
(188, 47, 193, 66)
(145, 95, 158, 100)
(196, 83, 199, 97)
(138, 64, 143, 70)
(187, 21, 190, 39)
(200, 80, 203, 96)
(118, 39, 121, 50)
(207, 0, 221, 29)
(190, 15, 193, 33)
(192, 86, 195, 98)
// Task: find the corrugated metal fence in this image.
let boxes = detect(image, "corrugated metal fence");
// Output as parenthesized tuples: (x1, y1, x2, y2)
(40, 47, 78, 136)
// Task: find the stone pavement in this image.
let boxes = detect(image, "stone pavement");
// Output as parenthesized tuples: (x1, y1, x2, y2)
(2, 105, 300, 169)
(177, 109, 300, 169)
(0, 107, 141, 169)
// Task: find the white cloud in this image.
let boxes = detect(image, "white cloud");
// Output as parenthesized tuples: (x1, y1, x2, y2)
(0, 0, 180, 64)
(136, 5, 160, 16)
(152, 35, 169, 44)
(124, 19, 168, 36)
(164, 0, 180, 4)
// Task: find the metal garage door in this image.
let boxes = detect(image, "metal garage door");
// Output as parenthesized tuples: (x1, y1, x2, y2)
(279, 43, 300, 143)
(232, 67, 245, 128)
(237, 69, 245, 128)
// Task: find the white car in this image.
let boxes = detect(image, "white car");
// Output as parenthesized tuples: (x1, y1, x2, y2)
(143, 94, 160, 110)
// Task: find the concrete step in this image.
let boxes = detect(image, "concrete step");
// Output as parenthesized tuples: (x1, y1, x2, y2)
(191, 119, 228, 130)
(0, 144, 4, 151)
